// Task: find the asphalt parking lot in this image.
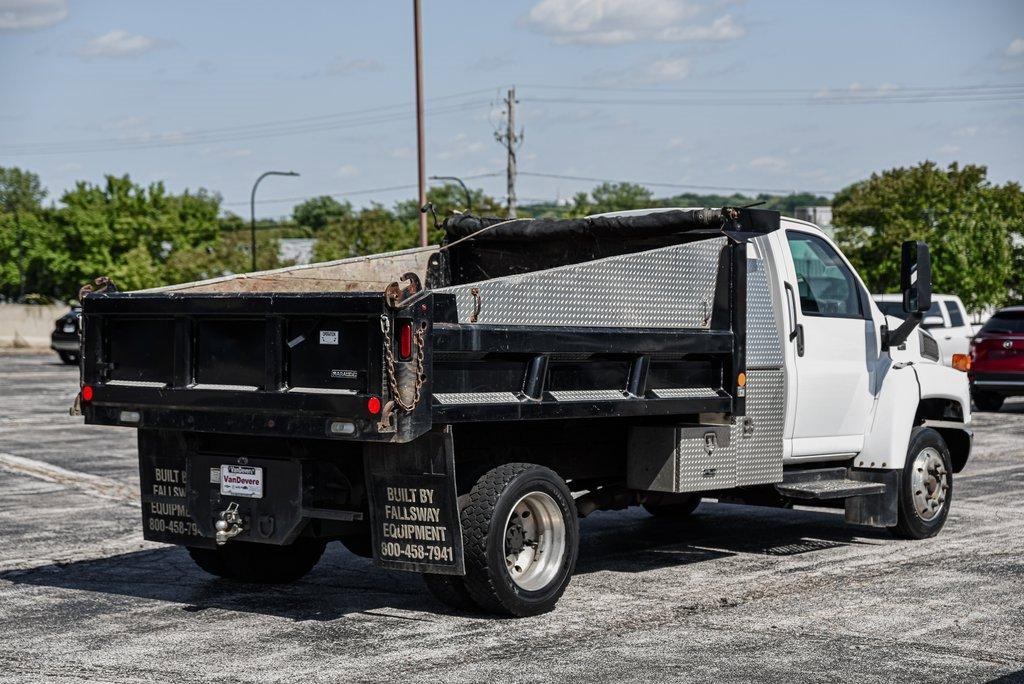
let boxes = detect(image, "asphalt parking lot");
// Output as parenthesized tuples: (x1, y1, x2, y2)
(0, 352, 1022, 683)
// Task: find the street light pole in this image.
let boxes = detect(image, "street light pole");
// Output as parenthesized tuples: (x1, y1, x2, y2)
(429, 175, 472, 212)
(250, 170, 299, 272)
(413, 0, 428, 247)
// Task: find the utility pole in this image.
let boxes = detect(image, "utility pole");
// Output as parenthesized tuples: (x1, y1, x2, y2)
(413, 0, 428, 247)
(495, 87, 522, 218)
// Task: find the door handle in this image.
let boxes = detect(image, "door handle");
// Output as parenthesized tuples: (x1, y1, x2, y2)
(783, 282, 805, 357)
(944, 336, 952, 340)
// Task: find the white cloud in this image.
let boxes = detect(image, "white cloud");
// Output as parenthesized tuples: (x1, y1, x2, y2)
(336, 164, 359, 178)
(525, 0, 743, 45)
(953, 125, 979, 138)
(1006, 37, 1024, 57)
(326, 57, 382, 76)
(76, 29, 171, 59)
(0, 0, 67, 30)
(638, 56, 692, 83)
(937, 144, 960, 155)
(102, 115, 146, 131)
(749, 156, 788, 171)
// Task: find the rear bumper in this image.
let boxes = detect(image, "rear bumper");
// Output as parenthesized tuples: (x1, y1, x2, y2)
(970, 371, 1024, 396)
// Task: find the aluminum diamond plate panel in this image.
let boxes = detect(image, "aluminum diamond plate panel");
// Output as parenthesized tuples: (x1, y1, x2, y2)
(746, 256, 784, 369)
(439, 238, 725, 328)
(433, 391, 521, 405)
(732, 369, 785, 486)
(650, 387, 720, 399)
(676, 428, 736, 492)
(548, 389, 627, 402)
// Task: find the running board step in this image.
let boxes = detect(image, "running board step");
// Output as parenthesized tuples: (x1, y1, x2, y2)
(775, 467, 886, 500)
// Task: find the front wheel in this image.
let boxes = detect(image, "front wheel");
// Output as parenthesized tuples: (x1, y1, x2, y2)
(461, 463, 579, 617)
(889, 427, 952, 540)
(58, 351, 78, 365)
(187, 538, 326, 583)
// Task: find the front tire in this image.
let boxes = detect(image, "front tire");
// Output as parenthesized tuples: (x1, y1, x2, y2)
(461, 463, 579, 617)
(58, 351, 78, 365)
(972, 391, 1004, 412)
(187, 538, 326, 583)
(889, 427, 952, 540)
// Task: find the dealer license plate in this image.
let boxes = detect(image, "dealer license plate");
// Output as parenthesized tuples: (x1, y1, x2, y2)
(219, 465, 263, 498)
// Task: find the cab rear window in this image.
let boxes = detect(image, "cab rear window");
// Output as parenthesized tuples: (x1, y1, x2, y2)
(981, 312, 1024, 334)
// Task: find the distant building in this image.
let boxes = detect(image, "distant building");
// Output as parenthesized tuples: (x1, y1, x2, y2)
(794, 206, 834, 238)
(278, 238, 316, 265)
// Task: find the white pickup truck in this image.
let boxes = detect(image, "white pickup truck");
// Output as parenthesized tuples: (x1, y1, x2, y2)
(79, 206, 973, 616)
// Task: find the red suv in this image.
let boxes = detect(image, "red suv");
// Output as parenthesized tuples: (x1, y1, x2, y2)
(970, 305, 1024, 411)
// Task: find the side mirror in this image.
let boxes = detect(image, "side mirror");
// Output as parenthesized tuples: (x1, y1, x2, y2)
(901, 240, 932, 314)
(886, 240, 933, 351)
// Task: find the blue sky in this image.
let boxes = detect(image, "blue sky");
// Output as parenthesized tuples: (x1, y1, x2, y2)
(1, 0, 1022, 217)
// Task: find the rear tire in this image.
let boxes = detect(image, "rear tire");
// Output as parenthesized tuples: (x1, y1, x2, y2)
(461, 463, 579, 617)
(422, 573, 478, 612)
(972, 391, 1004, 412)
(889, 427, 952, 540)
(187, 538, 326, 583)
(643, 494, 701, 518)
(58, 351, 78, 365)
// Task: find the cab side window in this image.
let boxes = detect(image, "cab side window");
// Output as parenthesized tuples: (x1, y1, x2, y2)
(786, 231, 864, 319)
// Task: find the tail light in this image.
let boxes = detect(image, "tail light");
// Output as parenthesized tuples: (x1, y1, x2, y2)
(951, 354, 971, 372)
(397, 320, 413, 360)
(81, 385, 94, 401)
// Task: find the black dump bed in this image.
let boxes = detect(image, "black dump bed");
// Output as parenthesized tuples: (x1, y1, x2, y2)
(80, 207, 780, 444)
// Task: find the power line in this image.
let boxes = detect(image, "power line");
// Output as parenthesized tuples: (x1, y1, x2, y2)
(222, 172, 503, 208)
(517, 171, 836, 196)
(520, 90, 1024, 108)
(519, 82, 1024, 95)
(1, 90, 500, 156)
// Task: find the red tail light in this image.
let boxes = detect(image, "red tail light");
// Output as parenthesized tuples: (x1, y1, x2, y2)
(81, 385, 94, 401)
(398, 320, 413, 360)
(367, 396, 382, 415)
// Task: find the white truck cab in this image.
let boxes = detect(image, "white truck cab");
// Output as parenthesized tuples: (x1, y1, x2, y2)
(874, 293, 973, 366)
(763, 218, 971, 468)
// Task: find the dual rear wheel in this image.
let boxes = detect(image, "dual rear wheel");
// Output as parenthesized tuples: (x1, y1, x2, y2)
(424, 463, 579, 617)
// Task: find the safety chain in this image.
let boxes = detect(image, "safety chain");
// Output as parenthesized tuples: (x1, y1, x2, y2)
(380, 314, 427, 412)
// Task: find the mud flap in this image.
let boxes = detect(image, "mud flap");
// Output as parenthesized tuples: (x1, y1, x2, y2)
(138, 430, 210, 547)
(845, 469, 899, 527)
(364, 428, 465, 575)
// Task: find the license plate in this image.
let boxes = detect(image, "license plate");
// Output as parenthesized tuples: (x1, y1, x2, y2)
(63, 324, 75, 333)
(219, 465, 263, 498)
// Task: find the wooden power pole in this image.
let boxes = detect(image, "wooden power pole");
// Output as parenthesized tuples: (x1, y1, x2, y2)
(496, 87, 521, 218)
(413, 0, 428, 246)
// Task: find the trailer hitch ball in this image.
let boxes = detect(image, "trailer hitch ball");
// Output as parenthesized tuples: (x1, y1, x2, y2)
(215, 502, 245, 545)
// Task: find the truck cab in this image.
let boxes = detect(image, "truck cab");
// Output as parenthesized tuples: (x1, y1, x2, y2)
(874, 292, 973, 366)
(77, 207, 972, 617)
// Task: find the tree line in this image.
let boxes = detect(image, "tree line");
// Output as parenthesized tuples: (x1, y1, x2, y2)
(1, 162, 1020, 311)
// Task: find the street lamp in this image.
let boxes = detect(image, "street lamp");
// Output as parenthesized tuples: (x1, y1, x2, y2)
(429, 175, 472, 213)
(250, 170, 299, 272)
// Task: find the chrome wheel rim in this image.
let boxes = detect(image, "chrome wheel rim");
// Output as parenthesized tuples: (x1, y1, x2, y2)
(911, 447, 948, 521)
(503, 491, 566, 591)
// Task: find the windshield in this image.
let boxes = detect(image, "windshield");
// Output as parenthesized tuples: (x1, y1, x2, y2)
(981, 312, 1024, 334)
(875, 300, 942, 325)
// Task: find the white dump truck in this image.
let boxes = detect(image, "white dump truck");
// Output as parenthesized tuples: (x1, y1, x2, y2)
(77, 207, 971, 616)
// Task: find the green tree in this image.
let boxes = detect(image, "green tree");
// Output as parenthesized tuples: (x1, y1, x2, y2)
(0, 167, 48, 300)
(567, 182, 654, 217)
(833, 161, 1023, 312)
(293, 195, 353, 232)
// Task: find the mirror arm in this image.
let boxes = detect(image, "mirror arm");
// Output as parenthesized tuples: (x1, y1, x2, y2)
(885, 312, 923, 350)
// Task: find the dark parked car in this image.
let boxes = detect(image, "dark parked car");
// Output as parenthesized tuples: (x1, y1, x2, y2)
(969, 305, 1024, 411)
(50, 307, 81, 365)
